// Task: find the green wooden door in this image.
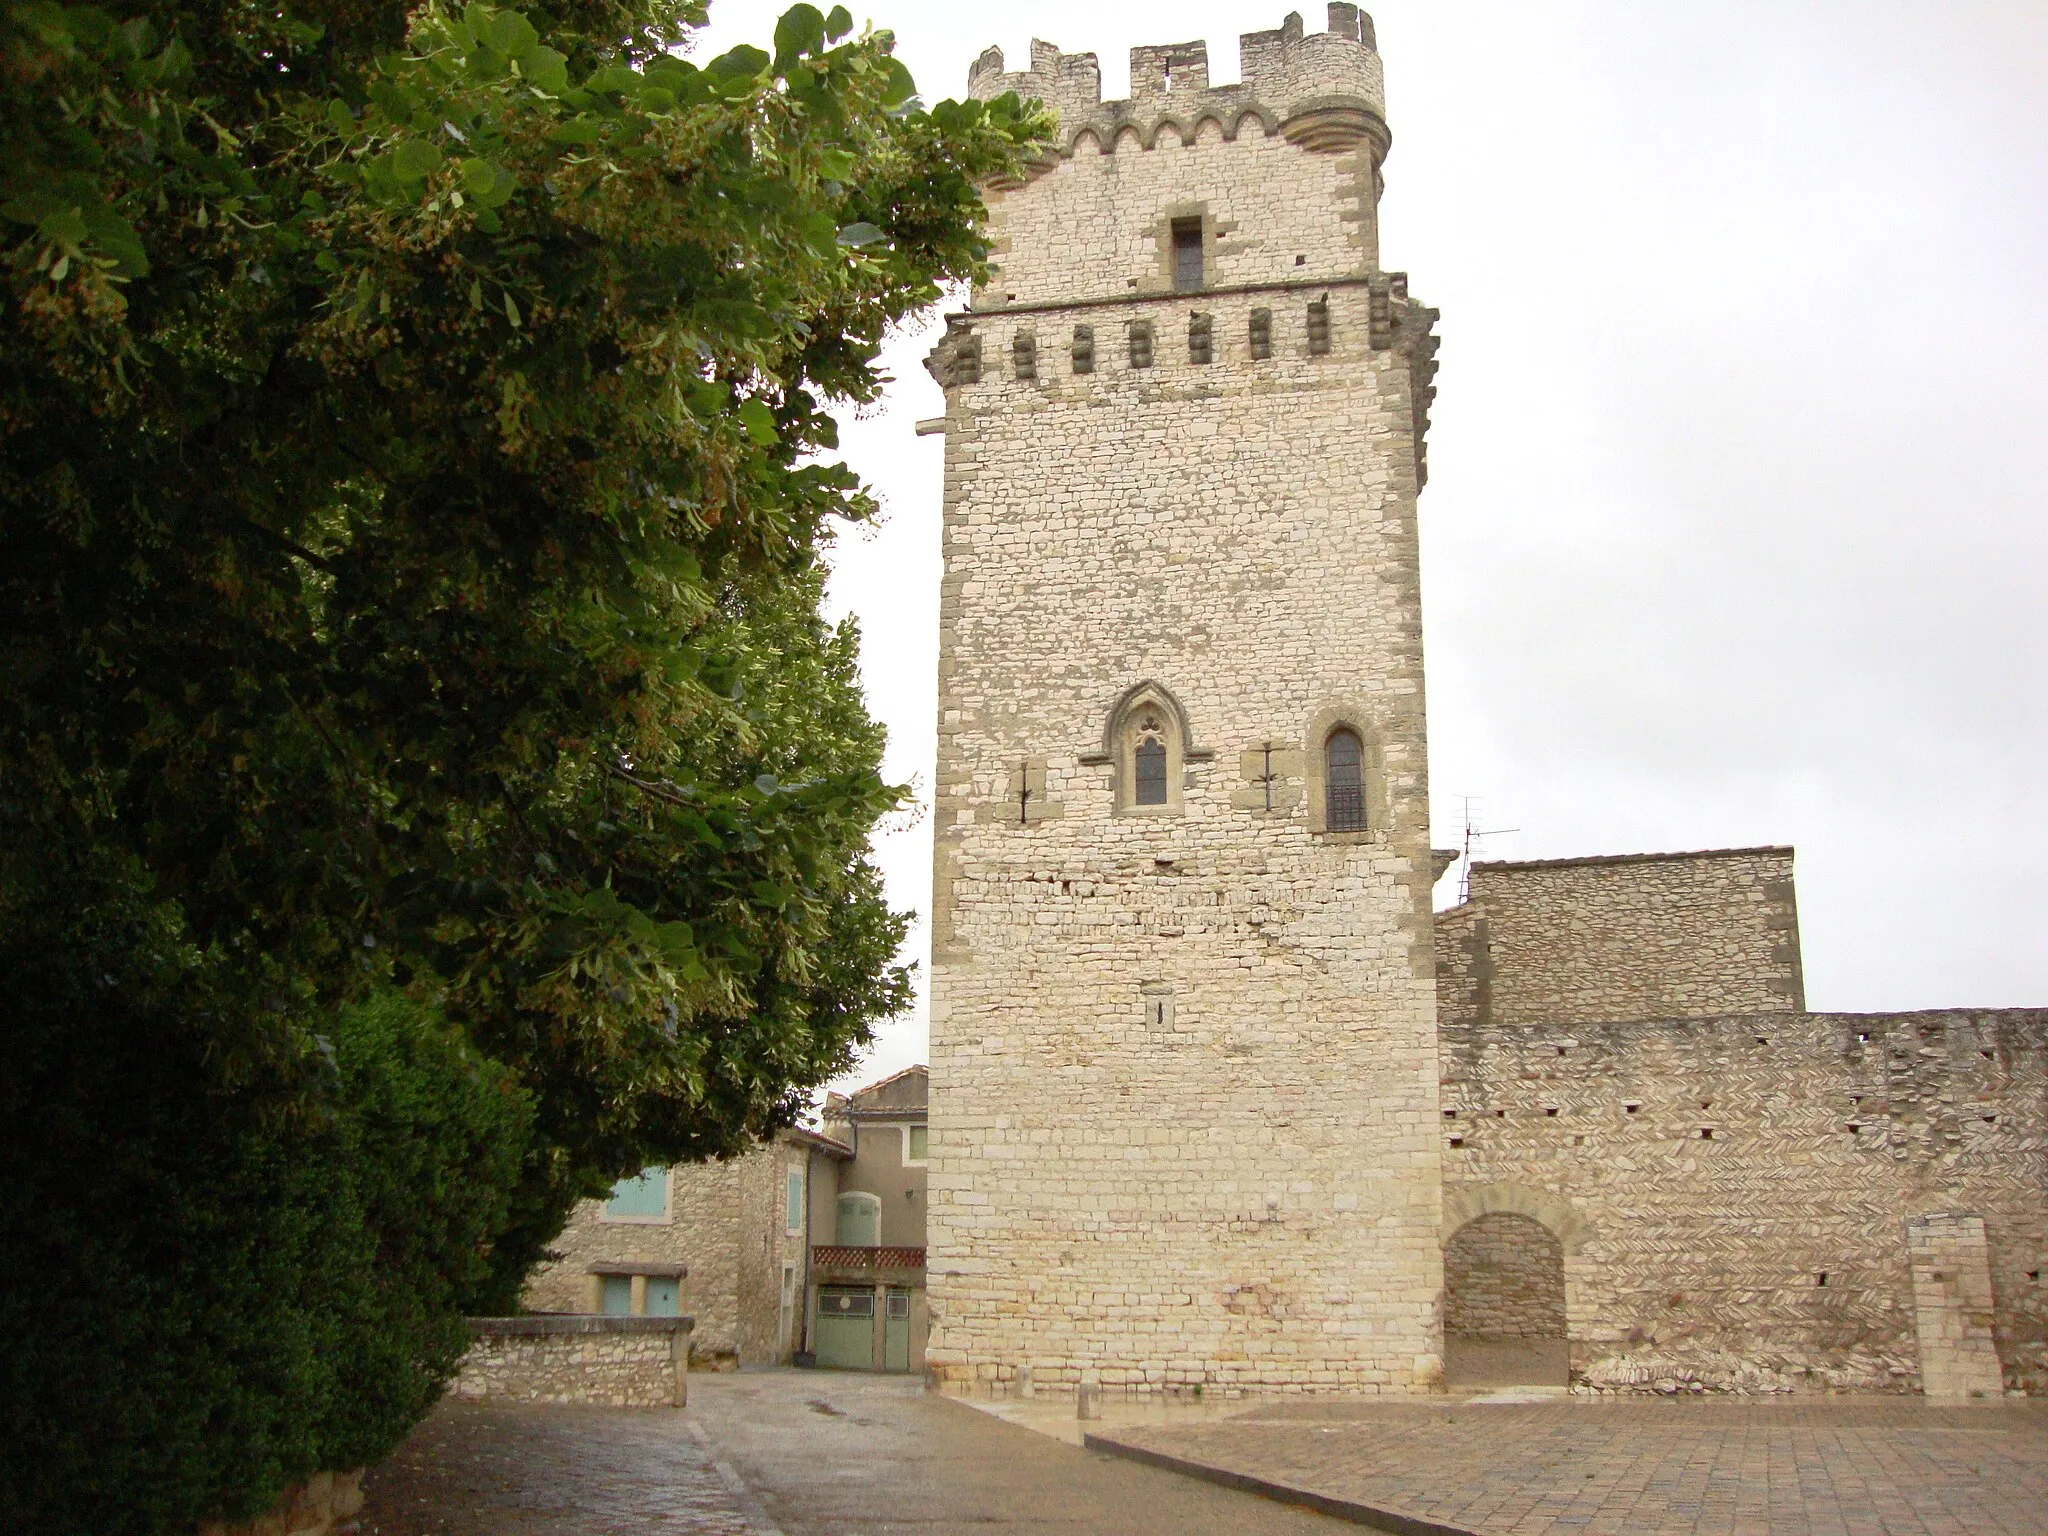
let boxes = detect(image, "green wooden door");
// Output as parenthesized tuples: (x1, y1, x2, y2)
(815, 1286, 874, 1369)
(883, 1288, 911, 1372)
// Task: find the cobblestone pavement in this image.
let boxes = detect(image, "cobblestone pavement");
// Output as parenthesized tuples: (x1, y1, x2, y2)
(1092, 1395, 2048, 1536)
(360, 1400, 765, 1535)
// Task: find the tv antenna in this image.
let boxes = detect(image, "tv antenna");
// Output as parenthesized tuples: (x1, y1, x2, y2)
(1453, 795, 1519, 904)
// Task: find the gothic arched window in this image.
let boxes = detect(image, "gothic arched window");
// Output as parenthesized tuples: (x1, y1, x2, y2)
(1104, 683, 1193, 814)
(1134, 721, 1169, 806)
(1325, 728, 1365, 831)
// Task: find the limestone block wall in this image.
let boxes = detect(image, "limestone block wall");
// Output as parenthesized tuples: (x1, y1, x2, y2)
(968, 9, 1390, 298)
(1440, 1009, 2048, 1394)
(523, 1136, 816, 1365)
(1444, 1213, 1565, 1340)
(1437, 848, 1804, 1028)
(452, 1316, 689, 1407)
(929, 11, 1446, 1396)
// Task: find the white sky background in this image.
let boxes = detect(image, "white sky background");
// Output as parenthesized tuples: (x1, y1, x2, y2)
(686, 2, 2048, 1094)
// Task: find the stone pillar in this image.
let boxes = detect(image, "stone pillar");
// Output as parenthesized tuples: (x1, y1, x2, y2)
(1906, 1213, 2005, 1399)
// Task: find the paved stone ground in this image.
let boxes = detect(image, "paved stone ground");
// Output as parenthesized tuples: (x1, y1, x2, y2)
(360, 1400, 765, 1535)
(1092, 1395, 2048, 1536)
(686, 1368, 1354, 1533)
(359, 1370, 1352, 1534)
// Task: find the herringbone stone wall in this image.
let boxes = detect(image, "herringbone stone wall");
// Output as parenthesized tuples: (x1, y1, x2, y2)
(1440, 1008, 2048, 1394)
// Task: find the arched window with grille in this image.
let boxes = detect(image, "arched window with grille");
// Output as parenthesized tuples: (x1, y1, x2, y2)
(1325, 728, 1366, 831)
(1133, 727, 1168, 805)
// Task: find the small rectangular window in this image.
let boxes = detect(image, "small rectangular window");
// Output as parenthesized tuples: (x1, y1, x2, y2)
(1012, 331, 1037, 381)
(886, 1290, 911, 1320)
(604, 1167, 667, 1220)
(1248, 307, 1272, 360)
(820, 1285, 875, 1318)
(1128, 320, 1154, 370)
(1187, 312, 1212, 365)
(785, 1168, 804, 1233)
(907, 1125, 929, 1161)
(1170, 217, 1204, 291)
(1072, 324, 1095, 374)
(1306, 298, 1331, 356)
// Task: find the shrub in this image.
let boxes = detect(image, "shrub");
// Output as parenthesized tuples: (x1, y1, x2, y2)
(0, 857, 531, 1535)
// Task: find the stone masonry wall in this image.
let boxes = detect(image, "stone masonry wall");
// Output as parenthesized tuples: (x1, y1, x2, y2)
(1438, 849, 1804, 1028)
(926, 11, 1445, 1396)
(1440, 1009, 2048, 1394)
(523, 1136, 816, 1365)
(452, 1317, 689, 1407)
(1444, 1213, 1565, 1340)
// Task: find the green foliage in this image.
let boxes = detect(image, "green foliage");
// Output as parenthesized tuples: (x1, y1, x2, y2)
(0, 0, 1050, 1524)
(0, 850, 532, 1534)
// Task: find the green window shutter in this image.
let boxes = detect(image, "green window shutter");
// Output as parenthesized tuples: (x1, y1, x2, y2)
(604, 1166, 667, 1219)
(908, 1126, 929, 1161)
(786, 1169, 804, 1231)
(645, 1277, 680, 1317)
(599, 1275, 633, 1315)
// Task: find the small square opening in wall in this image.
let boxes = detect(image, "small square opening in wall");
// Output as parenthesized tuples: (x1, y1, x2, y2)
(1544, 1107, 1559, 1117)
(1448, 1137, 1464, 1149)
(1816, 1273, 1829, 1287)
(1700, 1128, 1714, 1140)
(1140, 981, 1174, 1032)
(1625, 1103, 1641, 1114)
(1572, 1135, 1585, 1147)
(1442, 1109, 1457, 1119)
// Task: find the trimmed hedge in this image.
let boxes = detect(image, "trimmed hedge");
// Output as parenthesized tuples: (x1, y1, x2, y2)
(0, 863, 532, 1535)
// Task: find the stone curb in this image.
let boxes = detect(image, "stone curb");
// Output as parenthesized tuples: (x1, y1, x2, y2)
(1081, 1431, 1480, 1536)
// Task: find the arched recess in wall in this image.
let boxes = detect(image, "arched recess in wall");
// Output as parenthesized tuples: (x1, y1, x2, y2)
(1442, 1182, 1592, 1254)
(1301, 701, 1387, 838)
(1093, 680, 1210, 814)
(1441, 1182, 1587, 1388)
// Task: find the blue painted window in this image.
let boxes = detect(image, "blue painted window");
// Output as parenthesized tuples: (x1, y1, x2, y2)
(604, 1166, 667, 1220)
(599, 1275, 633, 1315)
(645, 1277, 680, 1317)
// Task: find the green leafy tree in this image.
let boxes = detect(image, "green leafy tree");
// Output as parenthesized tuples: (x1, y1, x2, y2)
(0, 0, 1046, 1524)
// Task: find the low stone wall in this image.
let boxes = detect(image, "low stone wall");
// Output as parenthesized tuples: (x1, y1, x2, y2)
(198, 1470, 364, 1536)
(451, 1315, 692, 1407)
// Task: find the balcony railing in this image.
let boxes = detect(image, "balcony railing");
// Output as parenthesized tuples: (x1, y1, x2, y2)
(811, 1244, 925, 1270)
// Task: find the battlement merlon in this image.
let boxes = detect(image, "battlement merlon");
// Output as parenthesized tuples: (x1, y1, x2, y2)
(966, 7, 1388, 162)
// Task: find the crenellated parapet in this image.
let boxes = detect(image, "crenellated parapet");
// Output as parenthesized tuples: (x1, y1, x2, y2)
(967, 6, 1388, 168)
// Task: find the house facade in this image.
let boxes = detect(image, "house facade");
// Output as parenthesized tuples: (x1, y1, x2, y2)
(524, 1068, 932, 1374)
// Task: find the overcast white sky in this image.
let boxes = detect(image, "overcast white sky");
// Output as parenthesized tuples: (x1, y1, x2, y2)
(689, 2, 2048, 1092)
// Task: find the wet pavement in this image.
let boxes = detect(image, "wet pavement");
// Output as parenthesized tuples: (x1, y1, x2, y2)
(360, 1369, 1352, 1534)
(1091, 1393, 2048, 1536)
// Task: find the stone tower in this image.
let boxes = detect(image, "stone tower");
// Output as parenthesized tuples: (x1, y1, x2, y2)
(924, 6, 1445, 1394)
